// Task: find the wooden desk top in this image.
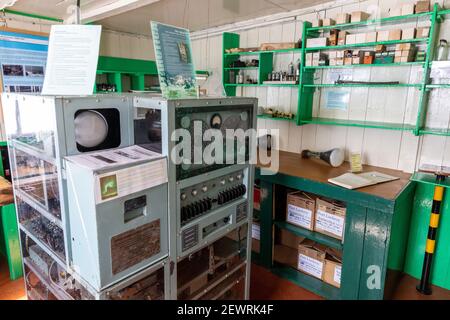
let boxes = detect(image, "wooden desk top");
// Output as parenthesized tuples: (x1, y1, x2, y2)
(0, 176, 14, 206)
(257, 150, 412, 201)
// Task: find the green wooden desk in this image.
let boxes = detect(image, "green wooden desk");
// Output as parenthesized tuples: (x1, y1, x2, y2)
(256, 151, 416, 300)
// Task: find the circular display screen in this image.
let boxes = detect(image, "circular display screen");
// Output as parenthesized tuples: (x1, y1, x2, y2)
(74, 110, 109, 148)
(210, 113, 222, 129)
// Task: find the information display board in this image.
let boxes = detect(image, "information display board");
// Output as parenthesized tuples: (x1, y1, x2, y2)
(151, 21, 197, 99)
(0, 29, 48, 93)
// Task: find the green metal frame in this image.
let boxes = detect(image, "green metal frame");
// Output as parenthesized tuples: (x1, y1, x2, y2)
(222, 32, 301, 106)
(222, 5, 450, 134)
(2, 9, 64, 23)
(255, 168, 416, 300)
(96, 56, 209, 93)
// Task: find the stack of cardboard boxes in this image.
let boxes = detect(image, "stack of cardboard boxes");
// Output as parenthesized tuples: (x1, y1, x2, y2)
(389, 0, 430, 17)
(285, 192, 346, 288)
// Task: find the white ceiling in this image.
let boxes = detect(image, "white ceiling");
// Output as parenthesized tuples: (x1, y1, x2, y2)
(10, 0, 328, 34)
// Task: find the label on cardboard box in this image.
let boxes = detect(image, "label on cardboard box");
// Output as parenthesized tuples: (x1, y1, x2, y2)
(298, 254, 323, 278)
(287, 204, 313, 229)
(252, 223, 260, 240)
(334, 265, 342, 284)
(316, 210, 345, 238)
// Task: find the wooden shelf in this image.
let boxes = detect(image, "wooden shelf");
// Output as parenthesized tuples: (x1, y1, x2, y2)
(299, 117, 416, 131)
(274, 220, 343, 250)
(271, 263, 341, 300)
(307, 11, 433, 32)
(305, 38, 428, 52)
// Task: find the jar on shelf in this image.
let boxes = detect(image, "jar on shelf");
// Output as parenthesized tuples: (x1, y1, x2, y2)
(436, 39, 449, 61)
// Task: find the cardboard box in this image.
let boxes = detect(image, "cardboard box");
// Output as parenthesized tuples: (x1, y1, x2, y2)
(401, 3, 415, 16)
(306, 37, 328, 48)
(416, 27, 430, 38)
(312, 19, 323, 27)
(260, 42, 298, 51)
(364, 55, 374, 64)
(323, 18, 336, 26)
(329, 58, 337, 66)
(375, 44, 386, 52)
(329, 34, 338, 46)
(355, 33, 366, 44)
(402, 28, 416, 40)
(396, 43, 414, 51)
(344, 57, 353, 65)
(322, 249, 343, 288)
(315, 198, 346, 241)
(336, 50, 345, 58)
(389, 7, 402, 17)
(338, 31, 348, 45)
(336, 58, 344, 66)
(336, 13, 350, 24)
(252, 221, 260, 240)
(388, 29, 402, 41)
(351, 11, 369, 22)
(286, 191, 316, 231)
(305, 53, 313, 66)
(297, 239, 327, 279)
(328, 51, 338, 59)
(280, 229, 304, 250)
(365, 32, 377, 43)
(394, 56, 402, 63)
(395, 50, 402, 57)
(377, 30, 389, 42)
(346, 34, 356, 45)
(415, 1, 430, 14)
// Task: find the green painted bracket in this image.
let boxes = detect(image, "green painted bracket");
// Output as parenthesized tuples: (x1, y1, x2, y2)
(411, 172, 450, 188)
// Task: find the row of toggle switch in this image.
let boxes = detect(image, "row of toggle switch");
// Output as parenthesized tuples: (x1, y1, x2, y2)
(181, 198, 213, 224)
(218, 184, 247, 205)
(180, 184, 247, 224)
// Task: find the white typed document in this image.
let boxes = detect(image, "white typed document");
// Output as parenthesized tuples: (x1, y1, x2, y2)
(42, 25, 102, 95)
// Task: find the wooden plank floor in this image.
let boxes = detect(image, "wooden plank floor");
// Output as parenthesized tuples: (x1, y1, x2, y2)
(1, 258, 449, 300)
(0, 257, 25, 300)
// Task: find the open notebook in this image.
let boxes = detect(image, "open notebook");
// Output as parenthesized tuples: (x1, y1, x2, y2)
(328, 171, 399, 190)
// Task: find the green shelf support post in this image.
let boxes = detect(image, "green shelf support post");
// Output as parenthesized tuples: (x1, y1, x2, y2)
(297, 21, 315, 126)
(131, 74, 146, 91)
(223, 33, 240, 97)
(258, 178, 273, 269)
(415, 3, 440, 136)
(258, 52, 273, 84)
(107, 72, 123, 93)
(0, 204, 23, 280)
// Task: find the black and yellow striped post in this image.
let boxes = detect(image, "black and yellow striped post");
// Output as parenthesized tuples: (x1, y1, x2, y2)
(416, 174, 446, 295)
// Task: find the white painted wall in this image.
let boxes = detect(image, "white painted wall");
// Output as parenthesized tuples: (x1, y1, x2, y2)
(191, 0, 450, 173)
(0, 13, 155, 60)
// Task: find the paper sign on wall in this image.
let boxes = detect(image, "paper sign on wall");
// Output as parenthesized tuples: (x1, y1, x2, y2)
(42, 25, 102, 96)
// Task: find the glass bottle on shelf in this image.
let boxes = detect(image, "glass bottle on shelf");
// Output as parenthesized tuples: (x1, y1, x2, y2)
(288, 61, 295, 77)
(238, 70, 244, 84)
(295, 58, 301, 83)
(436, 39, 448, 61)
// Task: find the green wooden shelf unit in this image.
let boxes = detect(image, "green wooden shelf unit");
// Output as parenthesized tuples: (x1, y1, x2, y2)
(222, 4, 450, 135)
(96, 56, 210, 93)
(95, 56, 159, 93)
(222, 32, 301, 101)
